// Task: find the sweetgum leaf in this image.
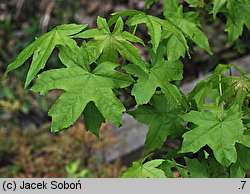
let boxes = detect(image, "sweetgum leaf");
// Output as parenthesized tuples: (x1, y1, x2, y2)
(212, 0, 226, 19)
(206, 155, 229, 177)
(4, 24, 87, 88)
(146, 0, 159, 9)
(170, 15, 212, 55)
(163, 0, 179, 18)
(127, 12, 189, 54)
(83, 101, 105, 137)
(121, 159, 166, 178)
(240, 131, 250, 147)
(187, 76, 216, 106)
(109, 10, 142, 26)
(230, 144, 250, 177)
(230, 161, 246, 178)
(128, 13, 162, 52)
(159, 159, 189, 178)
(129, 94, 184, 152)
(124, 45, 188, 108)
(158, 160, 175, 177)
(164, 3, 212, 55)
(185, 0, 205, 8)
(73, 17, 145, 69)
(181, 105, 245, 167)
(31, 62, 133, 133)
(187, 64, 247, 106)
(219, 0, 250, 43)
(58, 42, 92, 71)
(110, 10, 189, 58)
(185, 157, 209, 177)
(221, 76, 250, 106)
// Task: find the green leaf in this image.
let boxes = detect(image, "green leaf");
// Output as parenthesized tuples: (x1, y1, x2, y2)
(187, 76, 217, 106)
(31, 62, 133, 133)
(185, 0, 205, 8)
(97, 16, 111, 33)
(83, 101, 105, 137)
(146, 0, 159, 9)
(163, 32, 187, 60)
(129, 94, 184, 152)
(185, 157, 209, 177)
(181, 105, 245, 167)
(122, 159, 166, 178)
(240, 130, 250, 147)
(4, 24, 88, 88)
(109, 10, 142, 26)
(221, 76, 250, 106)
(225, 17, 244, 44)
(212, 0, 226, 19)
(230, 144, 250, 177)
(213, 63, 246, 75)
(171, 16, 212, 55)
(158, 160, 175, 177)
(58, 42, 91, 71)
(159, 159, 188, 178)
(128, 13, 162, 52)
(206, 155, 229, 177)
(230, 161, 246, 178)
(165, 5, 212, 55)
(73, 17, 145, 69)
(223, 0, 250, 43)
(110, 10, 189, 59)
(124, 45, 188, 108)
(189, 64, 248, 106)
(128, 12, 189, 55)
(163, 0, 179, 18)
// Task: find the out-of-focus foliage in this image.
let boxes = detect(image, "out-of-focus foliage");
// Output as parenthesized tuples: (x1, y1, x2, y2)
(0, 122, 122, 178)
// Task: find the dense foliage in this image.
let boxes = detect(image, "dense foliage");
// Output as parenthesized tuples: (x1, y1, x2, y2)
(3, 0, 250, 177)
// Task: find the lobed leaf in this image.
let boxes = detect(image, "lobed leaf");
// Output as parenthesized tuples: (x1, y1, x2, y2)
(164, 2, 212, 56)
(31, 62, 133, 133)
(124, 47, 188, 108)
(181, 105, 245, 167)
(4, 24, 88, 88)
(121, 159, 166, 178)
(129, 94, 184, 152)
(73, 17, 146, 69)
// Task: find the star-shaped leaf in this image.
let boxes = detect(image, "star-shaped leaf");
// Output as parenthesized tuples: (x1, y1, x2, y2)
(164, 2, 212, 56)
(213, 0, 250, 43)
(4, 24, 88, 87)
(31, 62, 133, 133)
(129, 94, 184, 152)
(127, 12, 189, 55)
(124, 44, 188, 108)
(121, 159, 166, 178)
(73, 17, 145, 69)
(181, 105, 245, 167)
